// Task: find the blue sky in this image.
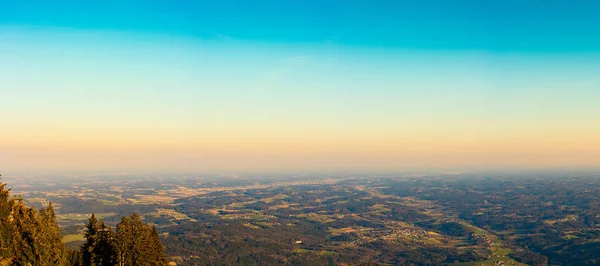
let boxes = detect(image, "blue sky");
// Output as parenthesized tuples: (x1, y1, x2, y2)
(1, 1, 600, 172)
(2, 0, 600, 51)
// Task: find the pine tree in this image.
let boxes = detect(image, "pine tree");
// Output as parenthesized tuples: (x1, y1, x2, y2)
(0, 176, 17, 264)
(116, 216, 132, 266)
(82, 215, 122, 266)
(0, 175, 68, 265)
(68, 249, 83, 266)
(38, 203, 68, 265)
(148, 226, 168, 265)
(117, 213, 146, 265)
(81, 213, 99, 266)
(116, 213, 168, 266)
(94, 220, 118, 266)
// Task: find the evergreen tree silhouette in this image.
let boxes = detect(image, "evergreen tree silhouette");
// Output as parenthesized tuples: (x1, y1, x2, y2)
(81, 213, 99, 266)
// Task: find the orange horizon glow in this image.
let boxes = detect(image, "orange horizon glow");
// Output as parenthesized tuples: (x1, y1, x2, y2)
(2, 27, 600, 173)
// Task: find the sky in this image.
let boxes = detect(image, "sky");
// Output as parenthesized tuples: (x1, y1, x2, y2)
(1, 0, 600, 173)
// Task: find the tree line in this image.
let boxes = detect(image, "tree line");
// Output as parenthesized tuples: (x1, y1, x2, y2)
(71, 213, 168, 266)
(0, 176, 168, 266)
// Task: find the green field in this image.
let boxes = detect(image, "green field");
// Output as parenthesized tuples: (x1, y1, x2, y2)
(294, 249, 312, 254)
(58, 212, 117, 221)
(62, 234, 85, 243)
